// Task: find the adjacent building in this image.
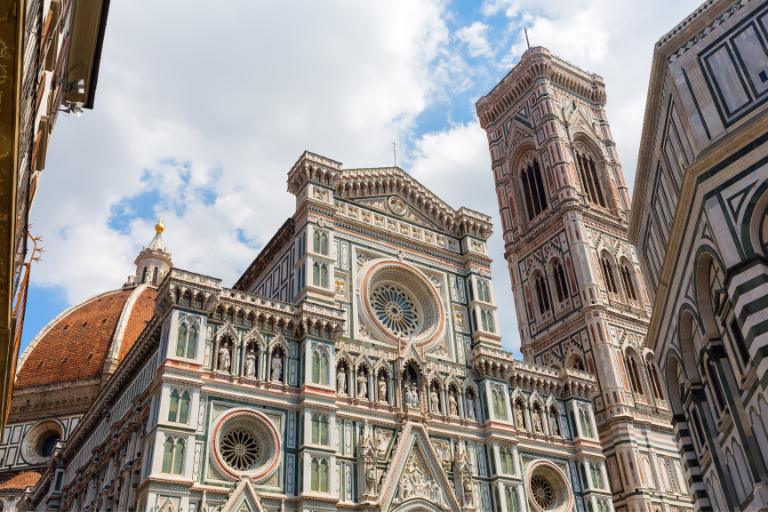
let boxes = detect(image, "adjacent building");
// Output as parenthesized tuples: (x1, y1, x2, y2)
(476, 48, 692, 512)
(629, 0, 768, 510)
(0, 0, 111, 432)
(12, 152, 611, 512)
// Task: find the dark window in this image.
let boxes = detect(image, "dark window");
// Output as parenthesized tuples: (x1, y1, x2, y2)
(521, 158, 548, 220)
(730, 319, 750, 366)
(553, 262, 569, 302)
(601, 257, 618, 294)
(621, 264, 638, 300)
(575, 149, 606, 207)
(534, 274, 551, 314)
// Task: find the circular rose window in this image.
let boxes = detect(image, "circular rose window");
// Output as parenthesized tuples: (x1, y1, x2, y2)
(212, 408, 281, 482)
(359, 260, 445, 349)
(22, 420, 63, 465)
(526, 461, 574, 512)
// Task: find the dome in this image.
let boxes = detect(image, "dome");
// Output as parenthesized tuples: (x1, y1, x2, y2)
(15, 285, 157, 391)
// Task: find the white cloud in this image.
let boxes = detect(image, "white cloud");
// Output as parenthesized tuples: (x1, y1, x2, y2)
(33, 0, 454, 303)
(407, 121, 521, 353)
(29, 0, 708, 357)
(457, 22, 493, 58)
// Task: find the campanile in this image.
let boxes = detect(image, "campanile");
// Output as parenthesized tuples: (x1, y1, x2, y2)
(476, 47, 694, 512)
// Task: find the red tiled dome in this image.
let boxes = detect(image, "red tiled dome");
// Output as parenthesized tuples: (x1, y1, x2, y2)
(15, 286, 157, 390)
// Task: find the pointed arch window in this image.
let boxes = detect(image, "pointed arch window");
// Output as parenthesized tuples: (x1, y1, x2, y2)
(311, 348, 329, 386)
(313, 263, 329, 288)
(600, 255, 618, 294)
(575, 147, 606, 207)
(552, 261, 569, 303)
(141, 267, 148, 284)
(624, 351, 644, 395)
(491, 388, 506, 420)
(310, 414, 329, 445)
(311, 457, 329, 492)
(480, 309, 495, 333)
(499, 446, 515, 474)
(534, 273, 551, 314)
(313, 230, 329, 255)
(161, 436, 185, 475)
(176, 324, 187, 357)
(620, 263, 638, 301)
(477, 279, 491, 303)
(520, 157, 548, 220)
(168, 389, 191, 424)
(152, 267, 159, 285)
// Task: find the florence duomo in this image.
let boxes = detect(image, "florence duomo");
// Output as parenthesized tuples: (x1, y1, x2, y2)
(1, 0, 767, 511)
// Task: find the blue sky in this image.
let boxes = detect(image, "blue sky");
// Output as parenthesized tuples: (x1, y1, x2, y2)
(22, 0, 703, 357)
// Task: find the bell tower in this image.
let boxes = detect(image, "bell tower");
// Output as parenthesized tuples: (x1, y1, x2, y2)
(476, 47, 692, 511)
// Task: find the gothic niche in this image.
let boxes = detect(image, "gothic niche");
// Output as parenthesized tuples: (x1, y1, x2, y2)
(357, 364, 370, 400)
(336, 360, 350, 396)
(217, 335, 234, 373)
(377, 368, 389, 403)
(402, 362, 421, 410)
(212, 408, 281, 483)
(358, 260, 445, 350)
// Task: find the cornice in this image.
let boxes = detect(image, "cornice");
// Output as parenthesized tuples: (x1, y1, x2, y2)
(476, 46, 607, 130)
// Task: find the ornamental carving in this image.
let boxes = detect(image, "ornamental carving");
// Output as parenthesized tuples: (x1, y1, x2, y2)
(396, 451, 444, 506)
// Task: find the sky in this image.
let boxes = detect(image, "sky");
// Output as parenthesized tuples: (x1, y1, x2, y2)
(21, 0, 704, 356)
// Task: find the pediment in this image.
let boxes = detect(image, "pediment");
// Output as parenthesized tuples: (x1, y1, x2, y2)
(220, 478, 267, 512)
(379, 423, 461, 512)
(350, 195, 444, 231)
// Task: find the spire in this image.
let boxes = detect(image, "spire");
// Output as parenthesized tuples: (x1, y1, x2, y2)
(124, 221, 173, 288)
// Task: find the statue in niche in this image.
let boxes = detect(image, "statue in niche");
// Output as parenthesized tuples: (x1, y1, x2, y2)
(405, 383, 419, 408)
(271, 355, 282, 382)
(466, 395, 476, 419)
(244, 349, 256, 377)
(378, 374, 387, 402)
(454, 443, 475, 506)
(357, 373, 368, 399)
(515, 402, 525, 429)
(218, 343, 231, 372)
(360, 423, 377, 496)
(337, 368, 347, 395)
(448, 392, 458, 416)
(532, 408, 543, 433)
(430, 389, 440, 413)
(549, 408, 561, 436)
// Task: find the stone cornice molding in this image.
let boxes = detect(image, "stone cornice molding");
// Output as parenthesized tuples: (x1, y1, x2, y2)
(287, 151, 493, 240)
(476, 46, 607, 130)
(471, 346, 596, 399)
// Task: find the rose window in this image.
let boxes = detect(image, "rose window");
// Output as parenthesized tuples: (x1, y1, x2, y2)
(531, 475, 554, 508)
(358, 260, 446, 349)
(526, 461, 573, 512)
(220, 428, 261, 471)
(370, 283, 419, 337)
(212, 408, 281, 482)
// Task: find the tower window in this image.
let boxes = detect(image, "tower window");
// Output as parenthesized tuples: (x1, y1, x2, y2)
(575, 148, 606, 207)
(552, 261, 569, 303)
(600, 256, 618, 294)
(534, 273, 551, 314)
(520, 158, 548, 220)
(620, 263, 638, 300)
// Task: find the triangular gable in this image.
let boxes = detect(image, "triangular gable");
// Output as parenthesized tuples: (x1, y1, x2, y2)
(379, 422, 461, 512)
(220, 478, 267, 512)
(353, 196, 444, 231)
(567, 107, 602, 144)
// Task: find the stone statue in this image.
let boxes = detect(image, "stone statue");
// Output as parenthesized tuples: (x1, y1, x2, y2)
(244, 349, 256, 377)
(466, 396, 475, 419)
(360, 423, 378, 496)
(357, 373, 368, 399)
(271, 356, 282, 382)
(454, 443, 475, 507)
(448, 393, 458, 416)
(218, 344, 231, 372)
(533, 409, 543, 433)
(549, 409, 561, 436)
(405, 383, 419, 408)
(515, 403, 525, 429)
(430, 389, 440, 413)
(337, 368, 347, 394)
(378, 374, 387, 402)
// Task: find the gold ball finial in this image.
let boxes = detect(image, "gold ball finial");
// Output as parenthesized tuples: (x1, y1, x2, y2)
(155, 220, 165, 234)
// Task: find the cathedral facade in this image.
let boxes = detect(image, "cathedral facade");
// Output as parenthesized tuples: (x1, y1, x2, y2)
(8, 152, 613, 512)
(475, 49, 692, 512)
(630, 0, 768, 510)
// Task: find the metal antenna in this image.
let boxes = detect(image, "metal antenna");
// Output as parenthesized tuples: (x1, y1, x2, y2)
(524, 27, 531, 49)
(392, 140, 398, 167)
